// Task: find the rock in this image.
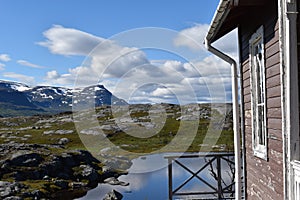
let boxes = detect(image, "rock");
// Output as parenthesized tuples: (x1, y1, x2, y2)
(99, 125, 121, 134)
(2, 122, 18, 127)
(0, 181, 24, 198)
(103, 177, 129, 186)
(14, 170, 42, 181)
(176, 115, 199, 121)
(102, 157, 132, 171)
(40, 150, 101, 181)
(43, 175, 50, 180)
(70, 182, 87, 189)
(103, 189, 123, 200)
(58, 138, 70, 145)
(24, 135, 32, 138)
(54, 180, 69, 189)
(102, 165, 112, 173)
(43, 130, 54, 135)
(4, 196, 22, 200)
(0, 143, 123, 199)
(99, 147, 117, 155)
(74, 165, 100, 186)
(140, 122, 155, 129)
(80, 128, 101, 135)
(55, 130, 74, 134)
(10, 152, 44, 167)
(1, 161, 10, 172)
(30, 190, 43, 198)
(0, 184, 11, 198)
(43, 130, 74, 135)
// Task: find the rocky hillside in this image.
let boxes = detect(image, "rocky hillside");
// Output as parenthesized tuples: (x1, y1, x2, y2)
(0, 112, 131, 199)
(0, 80, 127, 117)
(0, 103, 233, 199)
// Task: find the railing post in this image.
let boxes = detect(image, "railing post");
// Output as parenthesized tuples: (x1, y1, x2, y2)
(217, 155, 222, 199)
(168, 158, 173, 200)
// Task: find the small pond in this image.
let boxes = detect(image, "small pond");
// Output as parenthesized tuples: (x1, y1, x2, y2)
(77, 152, 234, 200)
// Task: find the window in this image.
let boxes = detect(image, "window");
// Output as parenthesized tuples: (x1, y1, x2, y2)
(292, 161, 300, 200)
(249, 26, 267, 160)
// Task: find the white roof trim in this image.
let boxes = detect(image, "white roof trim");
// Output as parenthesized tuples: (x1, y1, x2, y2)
(206, 0, 233, 42)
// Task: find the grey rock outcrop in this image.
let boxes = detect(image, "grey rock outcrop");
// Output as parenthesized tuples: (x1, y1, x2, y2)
(0, 143, 125, 199)
(103, 177, 129, 186)
(103, 189, 123, 200)
(0, 181, 24, 199)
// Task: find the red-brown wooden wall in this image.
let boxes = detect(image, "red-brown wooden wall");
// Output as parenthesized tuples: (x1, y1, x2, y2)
(239, 2, 283, 199)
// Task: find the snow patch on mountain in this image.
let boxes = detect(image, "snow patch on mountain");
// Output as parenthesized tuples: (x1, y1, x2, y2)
(0, 80, 128, 116)
(0, 80, 31, 92)
(11, 85, 31, 92)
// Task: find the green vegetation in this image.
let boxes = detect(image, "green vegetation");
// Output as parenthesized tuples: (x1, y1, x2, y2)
(0, 104, 234, 155)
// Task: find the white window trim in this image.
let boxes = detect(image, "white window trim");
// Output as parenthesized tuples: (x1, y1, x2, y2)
(249, 25, 268, 160)
(291, 161, 300, 200)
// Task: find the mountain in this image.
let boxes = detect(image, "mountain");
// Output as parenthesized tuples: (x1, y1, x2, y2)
(0, 80, 127, 117)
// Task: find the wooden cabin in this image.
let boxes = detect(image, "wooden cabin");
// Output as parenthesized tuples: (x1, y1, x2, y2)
(205, 0, 300, 199)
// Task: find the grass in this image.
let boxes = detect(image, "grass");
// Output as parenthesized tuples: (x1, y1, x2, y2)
(0, 104, 234, 158)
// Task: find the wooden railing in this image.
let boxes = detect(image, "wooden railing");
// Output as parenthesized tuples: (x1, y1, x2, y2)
(165, 152, 235, 200)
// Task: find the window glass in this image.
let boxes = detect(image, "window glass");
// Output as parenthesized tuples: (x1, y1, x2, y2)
(249, 26, 267, 160)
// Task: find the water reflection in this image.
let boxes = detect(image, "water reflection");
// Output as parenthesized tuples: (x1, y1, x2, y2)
(78, 152, 234, 200)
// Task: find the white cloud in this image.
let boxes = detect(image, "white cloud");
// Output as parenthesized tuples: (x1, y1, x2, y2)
(100, 56, 231, 104)
(0, 63, 5, 70)
(17, 60, 47, 69)
(40, 25, 149, 86)
(44, 70, 76, 86)
(46, 70, 60, 79)
(193, 55, 232, 77)
(3, 72, 35, 85)
(45, 57, 231, 104)
(89, 45, 149, 80)
(44, 67, 102, 87)
(152, 87, 173, 97)
(174, 24, 238, 59)
(0, 54, 11, 62)
(50, 53, 231, 104)
(174, 24, 209, 51)
(41, 25, 233, 104)
(38, 25, 103, 56)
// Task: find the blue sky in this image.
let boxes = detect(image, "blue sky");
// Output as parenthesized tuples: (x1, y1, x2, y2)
(0, 0, 238, 104)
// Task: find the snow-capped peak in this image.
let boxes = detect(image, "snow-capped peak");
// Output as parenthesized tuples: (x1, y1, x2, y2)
(11, 84, 31, 92)
(0, 80, 32, 92)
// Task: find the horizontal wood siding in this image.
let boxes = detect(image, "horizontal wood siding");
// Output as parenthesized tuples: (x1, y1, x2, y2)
(239, 2, 283, 199)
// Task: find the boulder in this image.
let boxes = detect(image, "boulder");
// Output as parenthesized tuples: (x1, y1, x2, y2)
(54, 180, 69, 189)
(74, 165, 100, 186)
(103, 189, 123, 200)
(10, 152, 44, 167)
(58, 138, 70, 145)
(103, 177, 129, 186)
(55, 130, 74, 135)
(4, 196, 22, 200)
(102, 157, 132, 171)
(0, 181, 24, 199)
(70, 182, 87, 189)
(0, 143, 124, 199)
(14, 170, 42, 181)
(40, 150, 101, 181)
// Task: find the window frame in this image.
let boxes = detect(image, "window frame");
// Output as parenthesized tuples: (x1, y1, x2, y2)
(249, 25, 268, 160)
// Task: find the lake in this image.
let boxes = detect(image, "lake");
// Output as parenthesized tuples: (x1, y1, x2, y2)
(77, 152, 235, 200)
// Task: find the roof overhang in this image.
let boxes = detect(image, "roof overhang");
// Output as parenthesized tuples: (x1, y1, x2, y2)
(206, 0, 269, 43)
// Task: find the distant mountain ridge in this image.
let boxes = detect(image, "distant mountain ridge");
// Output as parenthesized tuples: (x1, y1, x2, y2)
(0, 80, 127, 117)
